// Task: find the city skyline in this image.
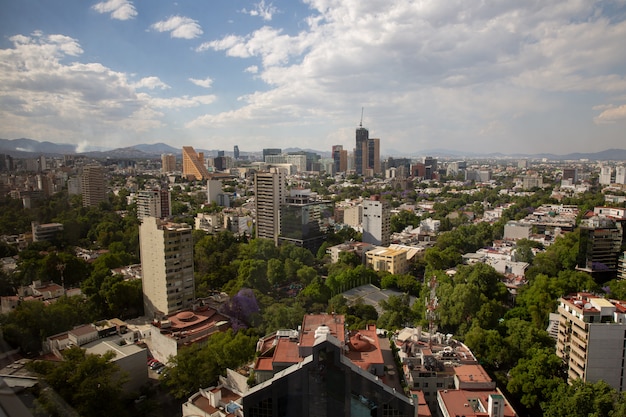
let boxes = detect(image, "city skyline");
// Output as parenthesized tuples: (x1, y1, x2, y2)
(1, 1, 626, 155)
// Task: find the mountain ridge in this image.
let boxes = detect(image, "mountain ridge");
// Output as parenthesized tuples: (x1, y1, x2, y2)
(1, 138, 626, 161)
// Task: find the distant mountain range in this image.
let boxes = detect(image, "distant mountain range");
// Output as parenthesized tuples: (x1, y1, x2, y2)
(1, 138, 626, 161)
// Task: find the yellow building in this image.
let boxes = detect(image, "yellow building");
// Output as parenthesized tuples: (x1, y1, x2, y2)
(182, 146, 211, 180)
(365, 246, 409, 275)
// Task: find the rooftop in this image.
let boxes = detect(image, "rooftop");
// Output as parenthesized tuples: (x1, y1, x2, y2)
(438, 389, 516, 417)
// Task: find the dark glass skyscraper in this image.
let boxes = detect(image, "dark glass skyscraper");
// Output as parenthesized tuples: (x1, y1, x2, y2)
(355, 125, 368, 176)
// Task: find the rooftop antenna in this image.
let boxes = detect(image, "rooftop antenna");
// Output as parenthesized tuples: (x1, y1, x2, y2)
(359, 107, 364, 127)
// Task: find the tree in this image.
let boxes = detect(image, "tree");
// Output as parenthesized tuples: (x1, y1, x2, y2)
(164, 330, 256, 399)
(267, 258, 286, 287)
(236, 259, 269, 294)
(220, 288, 261, 331)
(262, 302, 306, 334)
(542, 380, 626, 417)
(29, 346, 129, 417)
(463, 326, 510, 369)
(377, 293, 416, 330)
(99, 275, 143, 318)
(507, 347, 565, 410)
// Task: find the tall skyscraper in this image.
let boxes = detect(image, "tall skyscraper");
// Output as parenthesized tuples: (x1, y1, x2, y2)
(140, 217, 195, 319)
(161, 153, 176, 174)
(424, 156, 437, 180)
(81, 165, 106, 207)
(616, 166, 626, 185)
(136, 188, 171, 220)
(367, 138, 381, 174)
(362, 195, 391, 246)
(233, 145, 240, 160)
(254, 169, 286, 245)
(355, 124, 369, 176)
(332, 145, 347, 174)
(182, 146, 211, 180)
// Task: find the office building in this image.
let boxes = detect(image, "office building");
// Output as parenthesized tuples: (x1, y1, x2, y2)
(161, 153, 176, 174)
(246, 314, 415, 416)
(616, 166, 626, 185)
(424, 157, 437, 180)
(136, 188, 171, 220)
(556, 293, 626, 392)
(81, 165, 107, 207)
(262, 148, 282, 161)
(279, 189, 333, 253)
(412, 163, 426, 178)
(368, 138, 381, 174)
(618, 252, 626, 280)
(362, 196, 391, 246)
(562, 167, 578, 183)
(32, 222, 64, 243)
(600, 165, 613, 185)
(234, 145, 240, 160)
(332, 145, 348, 174)
(254, 170, 286, 245)
(182, 146, 211, 180)
(139, 217, 195, 319)
(576, 215, 623, 279)
(355, 124, 369, 176)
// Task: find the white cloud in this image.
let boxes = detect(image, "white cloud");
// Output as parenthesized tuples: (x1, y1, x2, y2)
(151, 16, 203, 39)
(187, 0, 626, 153)
(241, 0, 278, 21)
(189, 77, 213, 88)
(145, 95, 217, 109)
(197, 34, 244, 53)
(92, 0, 137, 21)
(594, 104, 626, 124)
(133, 77, 170, 90)
(0, 33, 218, 146)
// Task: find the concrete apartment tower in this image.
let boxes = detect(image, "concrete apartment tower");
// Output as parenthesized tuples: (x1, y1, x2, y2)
(81, 165, 106, 207)
(161, 153, 176, 174)
(557, 293, 626, 392)
(136, 188, 171, 221)
(599, 165, 613, 185)
(254, 169, 286, 245)
(140, 217, 195, 319)
(362, 195, 391, 246)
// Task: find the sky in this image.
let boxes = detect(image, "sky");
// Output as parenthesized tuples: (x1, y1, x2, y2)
(1, 0, 626, 156)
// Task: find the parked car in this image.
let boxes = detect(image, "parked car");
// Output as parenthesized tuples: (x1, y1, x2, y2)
(151, 362, 164, 370)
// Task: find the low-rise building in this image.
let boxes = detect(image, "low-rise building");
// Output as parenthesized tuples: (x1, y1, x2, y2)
(31, 222, 64, 242)
(437, 389, 516, 417)
(366, 246, 410, 275)
(149, 306, 230, 364)
(182, 369, 248, 417)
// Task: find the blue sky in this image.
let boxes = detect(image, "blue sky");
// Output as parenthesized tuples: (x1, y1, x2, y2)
(1, 0, 626, 155)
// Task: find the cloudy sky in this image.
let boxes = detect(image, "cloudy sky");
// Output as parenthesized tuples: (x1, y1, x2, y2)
(1, 0, 625, 156)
